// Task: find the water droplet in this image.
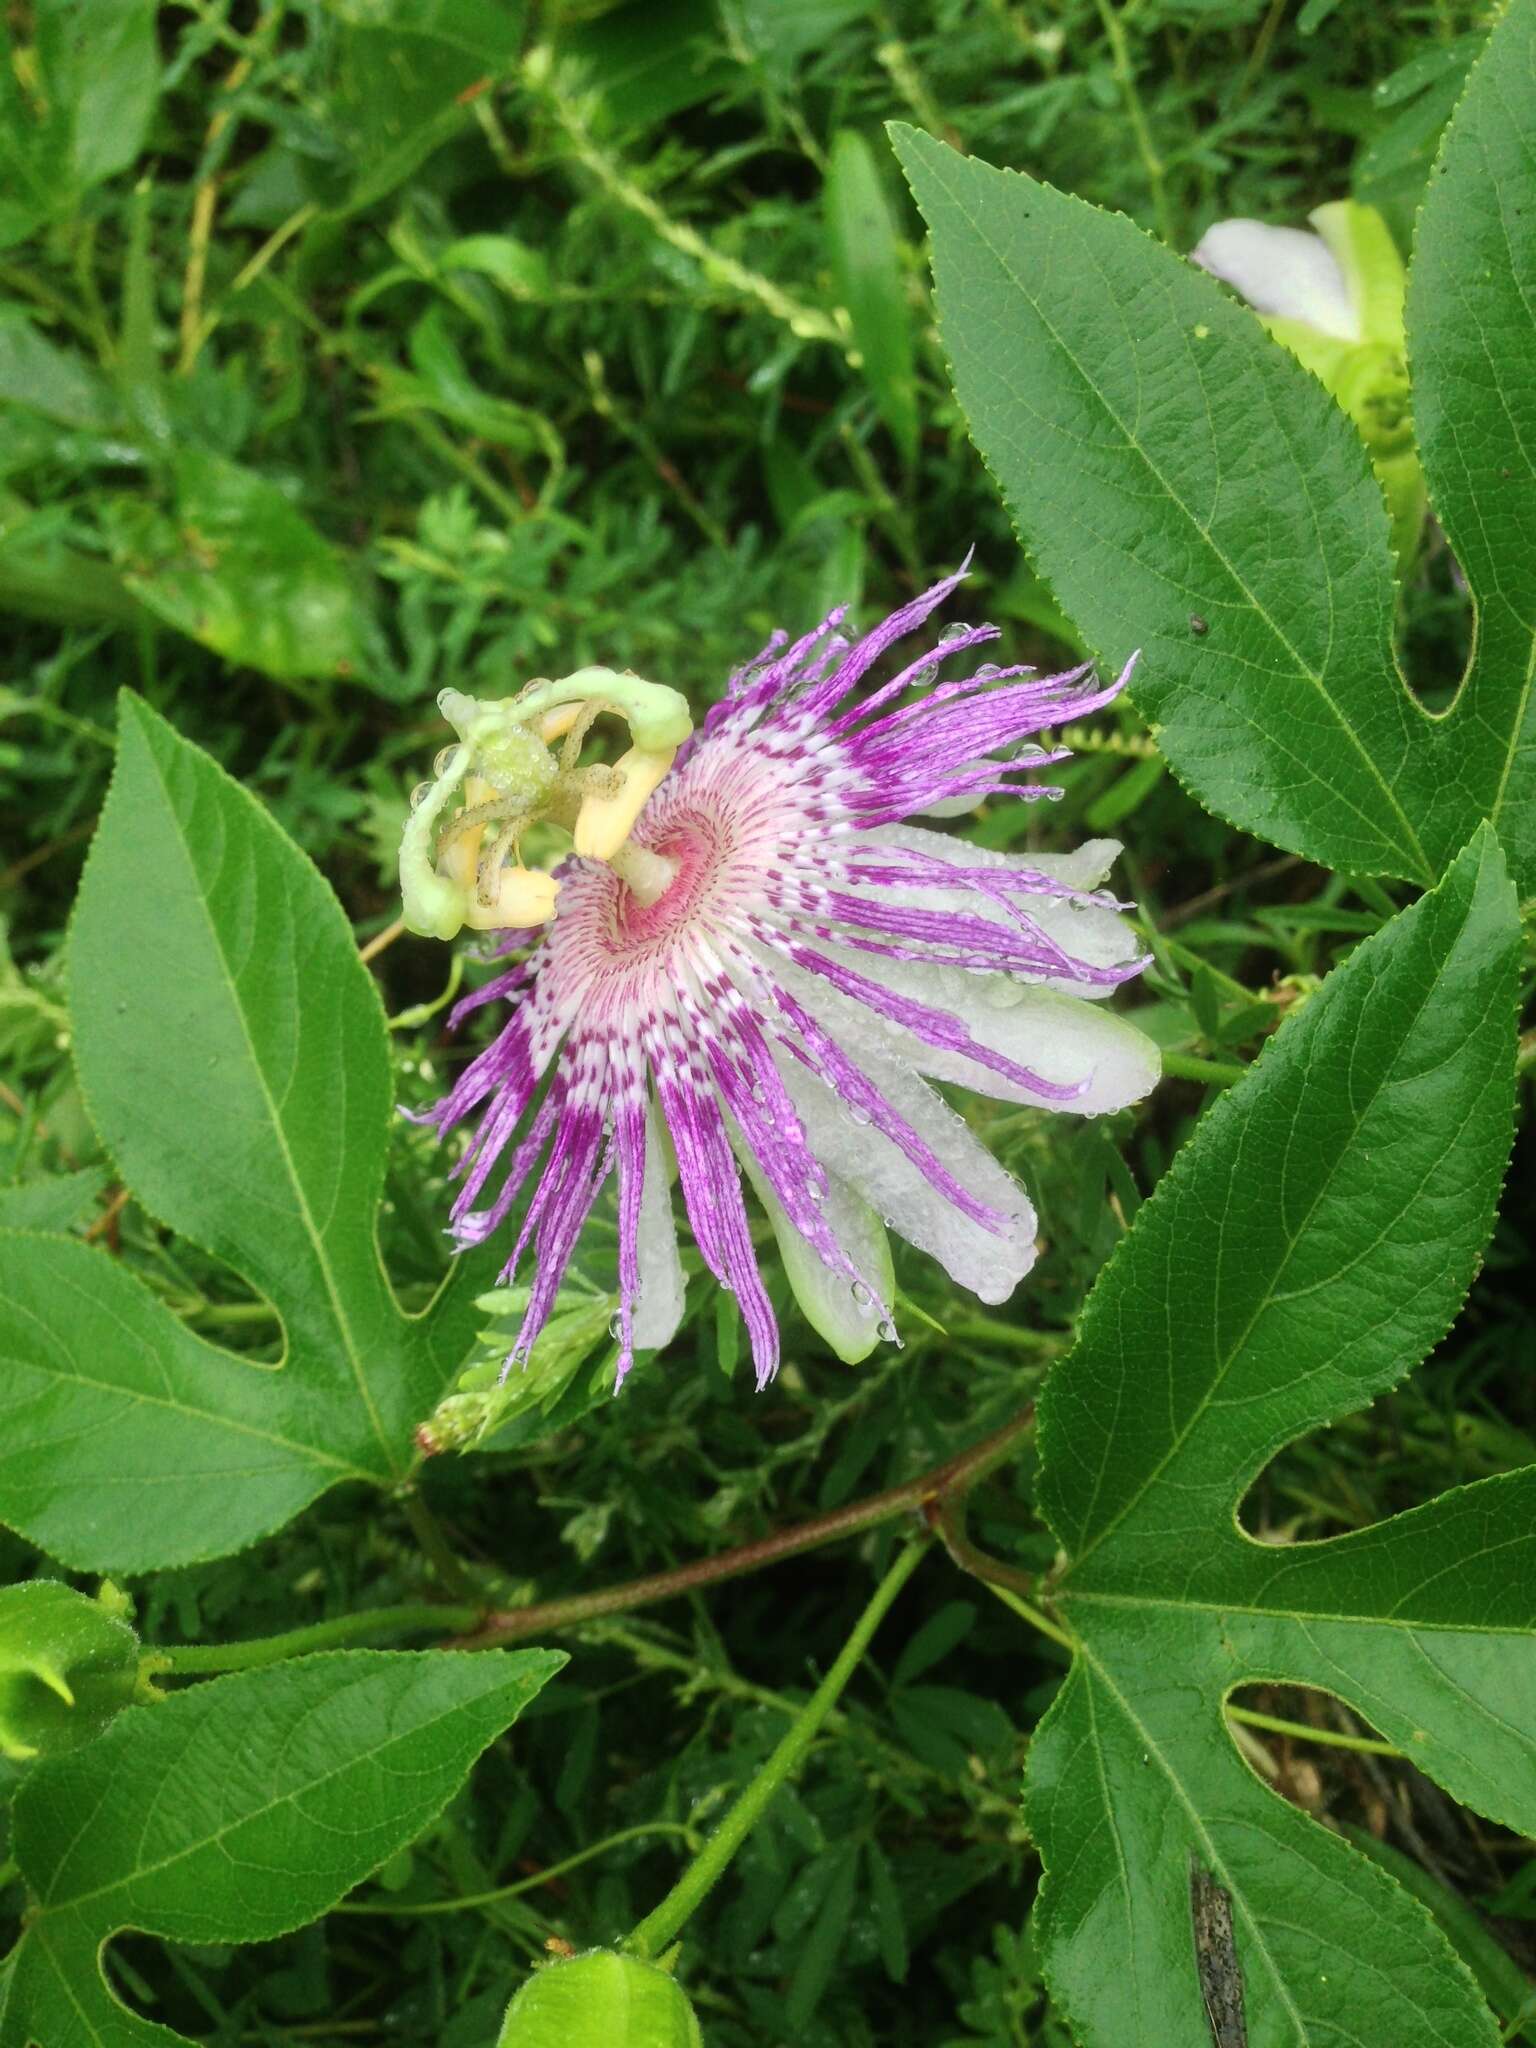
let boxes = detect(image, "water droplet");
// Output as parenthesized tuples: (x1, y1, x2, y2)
(608, 1313, 625, 1341)
(850, 1280, 872, 1307)
(878, 1316, 900, 1344)
(433, 745, 458, 776)
(938, 621, 972, 644)
(848, 1105, 872, 1127)
(410, 781, 432, 810)
(975, 661, 1003, 679)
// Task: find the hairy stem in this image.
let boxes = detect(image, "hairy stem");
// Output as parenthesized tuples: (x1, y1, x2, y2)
(624, 1535, 928, 1960)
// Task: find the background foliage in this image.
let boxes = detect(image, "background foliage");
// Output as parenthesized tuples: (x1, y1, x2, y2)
(3, 2, 1534, 2043)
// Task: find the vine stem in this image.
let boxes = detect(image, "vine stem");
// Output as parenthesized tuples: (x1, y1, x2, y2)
(157, 1604, 481, 1676)
(398, 1486, 477, 1601)
(453, 1404, 1035, 1648)
(154, 1406, 1036, 1673)
(1161, 1050, 1247, 1088)
(333, 1823, 701, 1917)
(624, 1536, 929, 1961)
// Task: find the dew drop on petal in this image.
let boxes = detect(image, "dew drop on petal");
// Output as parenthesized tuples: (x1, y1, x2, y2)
(433, 746, 458, 776)
(410, 782, 433, 809)
(850, 1280, 872, 1307)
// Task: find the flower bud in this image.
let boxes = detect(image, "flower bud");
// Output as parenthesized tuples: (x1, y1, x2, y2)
(497, 1951, 703, 2048)
(0, 1582, 141, 1763)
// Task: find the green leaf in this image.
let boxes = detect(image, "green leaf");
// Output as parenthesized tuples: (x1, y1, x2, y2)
(0, 1582, 139, 1763)
(0, 699, 493, 1572)
(825, 131, 919, 465)
(786, 1840, 860, 2029)
(555, 0, 730, 134)
(0, 1, 159, 248)
(329, 0, 527, 211)
(0, 1648, 564, 2048)
(1406, 0, 1536, 879)
(0, 312, 119, 432)
(891, 4, 1536, 895)
(1025, 827, 1527, 2048)
(104, 451, 365, 683)
(1341, 1828, 1536, 2045)
(0, 1169, 106, 1233)
(0, 1232, 363, 1572)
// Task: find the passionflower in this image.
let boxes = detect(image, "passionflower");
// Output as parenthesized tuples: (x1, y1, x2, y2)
(1190, 199, 1425, 569)
(402, 568, 1157, 1389)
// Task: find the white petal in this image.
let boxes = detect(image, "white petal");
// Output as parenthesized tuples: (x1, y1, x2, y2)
(745, 1155, 891, 1364)
(862, 824, 1140, 995)
(631, 1098, 686, 1350)
(1191, 219, 1360, 342)
(776, 1037, 1037, 1307)
(773, 942, 1159, 1118)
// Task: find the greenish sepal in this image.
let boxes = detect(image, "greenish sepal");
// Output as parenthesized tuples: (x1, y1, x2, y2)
(741, 1152, 894, 1364)
(498, 1950, 704, 2048)
(1310, 199, 1407, 352)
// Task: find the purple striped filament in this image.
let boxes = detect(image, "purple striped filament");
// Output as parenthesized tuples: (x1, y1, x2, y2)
(415, 567, 1158, 1390)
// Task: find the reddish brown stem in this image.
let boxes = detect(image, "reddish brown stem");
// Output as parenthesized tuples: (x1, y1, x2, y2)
(451, 1404, 1035, 1650)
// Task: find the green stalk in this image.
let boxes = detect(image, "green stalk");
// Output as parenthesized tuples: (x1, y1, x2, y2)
(1161, 1050, 1248, 1088)
(156, 1603, 481, 1676)
(624, 1535, 928, 1961)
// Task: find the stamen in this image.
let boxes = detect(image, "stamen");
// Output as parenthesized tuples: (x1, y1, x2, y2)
(401, 668, 694, 941)
(573, 745, 678, 861)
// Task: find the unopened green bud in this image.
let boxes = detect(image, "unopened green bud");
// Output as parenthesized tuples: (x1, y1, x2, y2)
(0, 1582, 141, 1763)
(497, 1951, 703, 2048)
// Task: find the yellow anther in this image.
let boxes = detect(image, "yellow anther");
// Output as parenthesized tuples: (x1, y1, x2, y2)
(435, 775, 558, 931)
(463, 866, 560, 930)
(572, 745, 677, 861)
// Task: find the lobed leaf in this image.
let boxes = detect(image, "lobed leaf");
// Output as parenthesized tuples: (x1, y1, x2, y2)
(1406, 0, 1536, 885)
(1023, 827, 1527, 2048)
(0, 1648, 565, 2048)
(892, 0, 1536, 893)
(0, 698, 491, 1572)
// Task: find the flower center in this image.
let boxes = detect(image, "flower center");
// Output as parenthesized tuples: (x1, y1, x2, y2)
(610, 817, 726, 949)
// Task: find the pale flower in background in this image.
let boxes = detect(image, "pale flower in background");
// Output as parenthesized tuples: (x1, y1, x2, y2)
(1192, 199, 1425, 571)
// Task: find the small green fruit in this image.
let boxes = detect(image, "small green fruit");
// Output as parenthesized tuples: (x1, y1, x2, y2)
(497, 1951, 703, 2048)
